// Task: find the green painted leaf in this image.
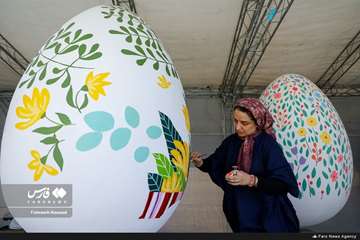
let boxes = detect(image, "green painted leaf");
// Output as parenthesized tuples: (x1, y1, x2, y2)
(40, 156, 48, 165)
(153, 153, 173, 178)
(81, 52, 102, 60)
(159, 111, 183, 165)
(53, 144, 63, 171)
(46, 76, 61, 85)
(125, 35, 132, 42)
(73, 29, 82, 40)
(61, 71, 71, 88)
(135, 45, 145, 56)
(322, 171, 329, 179)
(148, 173, 163, 192)
(56, 112, 71, 125)
(310, 187, 315, 196)
(89, 44, 99, 54)
(311, 168, 316, 178)
(80, 94, 88, 110)
(120, 26, 130, 34)
(66, 86, 76, 108)
(302, 165, 309, 172)
(136, 37, 142, 45)
(52, 67, 62, 74)
(39, 65, 47, 81)
(40, 136, 58, 145)
(121, 49, 140, 56)
(326, 183, 330, 195)
(316, 177, 321, 188)
(75, 33, 93, 43)
(78, 44, 86, 56)
(146, 48, 156, 59)
(302, 179, 307, 191)
(109, 30, 123, 34)
(335, 181, 338, 189)
(33, 126, 62, 135)
(136, 58, 146, 66)
(61, 45, 79, 54)
(153, 61, 159, 70)
(54, 43, 61, 54)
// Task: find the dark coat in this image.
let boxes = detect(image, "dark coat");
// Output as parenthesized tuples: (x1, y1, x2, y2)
(199, 131, 300, 232)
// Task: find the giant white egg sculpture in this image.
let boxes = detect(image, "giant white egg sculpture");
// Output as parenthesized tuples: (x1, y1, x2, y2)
(260, 74, 353, 227)
(0, 5, 190, 232)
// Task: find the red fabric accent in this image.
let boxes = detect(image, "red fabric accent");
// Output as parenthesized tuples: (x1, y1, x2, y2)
(169, 192, 179, 207)
(139, 191, 154, 219)
(234, 98, 275, 173)
(155, 192, 172, 218)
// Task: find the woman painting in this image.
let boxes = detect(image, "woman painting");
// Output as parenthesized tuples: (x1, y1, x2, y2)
(191, 98, 300, 232)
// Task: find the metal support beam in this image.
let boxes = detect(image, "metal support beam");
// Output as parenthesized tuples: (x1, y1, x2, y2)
(316, 30, 360, 94)
(112, 0, 137, 13)
(0, 34, 29, 76)
(220, 0, 294, 103)
(325, 84, 360, 97)
(185, 84, 360, 98)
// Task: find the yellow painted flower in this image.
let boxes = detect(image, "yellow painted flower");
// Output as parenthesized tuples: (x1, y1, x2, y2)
(85, 71, 111, 101)
(306, 116, 318, 127)
(27, 150, 59, 181)
(171, 140, 190, 178)
(297, 127, 307, 137)
(157, 75, 171, 89)
(182, 105, 191, 132)
(161, 171, 182, 192)
(15, 87, 50, 130)
(320, 131, 331, 145)
(161, 140, 190, 192)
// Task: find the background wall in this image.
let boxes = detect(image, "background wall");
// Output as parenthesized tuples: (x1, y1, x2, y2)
(0, 94, 359, 232)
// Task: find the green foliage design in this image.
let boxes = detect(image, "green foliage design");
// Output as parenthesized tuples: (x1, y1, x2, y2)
(20, 22, 103, 112)
(102, 6, 178, 78)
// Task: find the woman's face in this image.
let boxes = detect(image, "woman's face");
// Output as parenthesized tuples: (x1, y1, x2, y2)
(233, 109, 257, 138)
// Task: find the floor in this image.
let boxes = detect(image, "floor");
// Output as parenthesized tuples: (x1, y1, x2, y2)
(160, 167, 360, 232)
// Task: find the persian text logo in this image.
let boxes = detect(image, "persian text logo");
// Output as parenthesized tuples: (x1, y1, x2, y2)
(27, 187, 50, 199)
(27, 187, 67, 199)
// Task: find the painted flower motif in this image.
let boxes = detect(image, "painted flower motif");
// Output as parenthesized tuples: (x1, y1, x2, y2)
(289, 86, 300, 95)
(157, 75, 171, 89)
(306, 116, 318, 127)
(272, 83, 279, 90)
(312, 90, 322, 100)
(171, 140, 190, 178)
(15, 87, 50, 130)
(182, 105, 191, 132)
(299, 156, 306, 165)
(263, 89, 269, 97)
(320, 131, 331, 145)
(330, 170, 338, 182)
(27, 150, 59, 181)
(273, 92, 282, 100)
(85, 71, 111, 101)
(297, 127, 307, 137)
(291, 146, 298, 155)
(161, 171, 182, 192)
(337, 154, 344, 163)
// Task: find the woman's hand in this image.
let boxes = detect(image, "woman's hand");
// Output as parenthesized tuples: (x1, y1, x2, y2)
(191, 152, 204, 168)
(225, 170, 251, 186)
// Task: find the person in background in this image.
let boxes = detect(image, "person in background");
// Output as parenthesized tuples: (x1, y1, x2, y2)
(191, 98, 300, 232)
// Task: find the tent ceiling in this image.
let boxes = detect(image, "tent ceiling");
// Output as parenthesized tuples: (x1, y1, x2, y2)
(0, 0, 360, 92)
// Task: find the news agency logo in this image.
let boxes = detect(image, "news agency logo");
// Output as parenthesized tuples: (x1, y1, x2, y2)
(27, 187, 67, 199)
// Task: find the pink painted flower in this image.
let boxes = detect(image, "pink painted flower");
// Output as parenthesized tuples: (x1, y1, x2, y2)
(331, 170, 338, 182)
(337, 154, 344, 163)
(274, 92, 282, 100)
(272, 84, 279, 90)
(264, 89, 269, 97)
